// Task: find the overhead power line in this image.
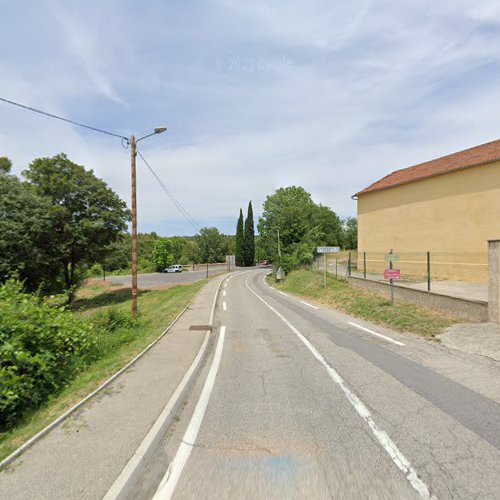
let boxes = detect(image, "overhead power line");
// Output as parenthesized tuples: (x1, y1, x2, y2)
(136, 150, 200, 232)
(0, 96, 200, 230)
(0, 96, 128, 141)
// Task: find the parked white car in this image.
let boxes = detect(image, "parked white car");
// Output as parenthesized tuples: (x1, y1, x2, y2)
(164, 264, 183, 273)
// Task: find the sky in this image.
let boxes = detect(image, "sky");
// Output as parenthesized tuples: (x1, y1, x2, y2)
(1, 0, 500, 236)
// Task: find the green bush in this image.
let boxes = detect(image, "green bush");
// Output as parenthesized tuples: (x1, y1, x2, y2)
(275, 242, 315, 273)
(92, 306, 136, 333)
(87, 263, 103, 278)
(0, 280, 99, 429)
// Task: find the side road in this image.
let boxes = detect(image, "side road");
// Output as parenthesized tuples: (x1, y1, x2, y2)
(0, 275, 226, 500)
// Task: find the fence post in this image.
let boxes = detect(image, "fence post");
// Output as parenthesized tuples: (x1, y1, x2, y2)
(488, 240, 500, 323)
(348, 252, 352, 277)
(389, 249, 394, 305)
(323, 254, 327, 288)
(427, 251, 431, 292)
(363, 252, 366, 279)
(335, 258, 338, 278)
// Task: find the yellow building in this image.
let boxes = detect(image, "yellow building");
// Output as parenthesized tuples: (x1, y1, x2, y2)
(354, 140, 500, 283)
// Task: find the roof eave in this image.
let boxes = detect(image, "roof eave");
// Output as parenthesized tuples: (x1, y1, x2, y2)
(354, 159, 499, 198)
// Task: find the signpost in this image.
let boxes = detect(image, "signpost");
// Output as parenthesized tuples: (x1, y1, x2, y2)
(384, 249, 400, 304)
(317, 247, 340, 288)
(385, 253, 400, 262)
(317, 246, 340, 254)
(384, 269, 401, 280)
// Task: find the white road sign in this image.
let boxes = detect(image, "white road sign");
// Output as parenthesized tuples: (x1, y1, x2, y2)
(317, 246, 340, 254)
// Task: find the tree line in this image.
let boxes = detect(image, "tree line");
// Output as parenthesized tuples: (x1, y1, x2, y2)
(95, 227, 233, 275)
(0, 154, 237, 297)
(1, 153, 357, 294)
(257, 186, 357, 272)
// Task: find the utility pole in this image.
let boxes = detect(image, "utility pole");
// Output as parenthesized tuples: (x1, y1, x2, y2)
(277, 229, 281, 260)
(128, 127, 166, 319)
(227, 237, 231, 272)
(130, 135, 138, 319)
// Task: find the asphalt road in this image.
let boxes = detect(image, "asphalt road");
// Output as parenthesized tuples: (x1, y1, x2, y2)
(131, 269, 500, 499)
(105, 266, 228, 289)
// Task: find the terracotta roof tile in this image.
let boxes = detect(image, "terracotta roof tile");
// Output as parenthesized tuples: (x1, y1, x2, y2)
(355, 139, 500, 196)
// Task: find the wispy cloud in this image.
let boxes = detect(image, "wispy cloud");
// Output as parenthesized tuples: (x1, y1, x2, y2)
(51, 4, 126, 105)
(1, 1, 500, 235)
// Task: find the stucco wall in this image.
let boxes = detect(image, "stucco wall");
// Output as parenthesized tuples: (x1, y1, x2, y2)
(357, 161, 500, 282)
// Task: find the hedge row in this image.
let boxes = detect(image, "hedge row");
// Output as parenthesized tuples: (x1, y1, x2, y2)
(0, 280, 99, 429)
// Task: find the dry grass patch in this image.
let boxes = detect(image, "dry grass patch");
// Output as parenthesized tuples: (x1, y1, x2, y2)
(269, 269, 455, 339)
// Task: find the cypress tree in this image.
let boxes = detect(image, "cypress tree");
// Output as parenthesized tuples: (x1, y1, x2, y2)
(235, 208, 244, 267)
(244, 201, 255, 266)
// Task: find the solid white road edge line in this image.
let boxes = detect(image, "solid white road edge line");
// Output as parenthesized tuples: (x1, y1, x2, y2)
(244, 276, 433, 499)
(223, 301, 227, 311)
(102, 278, 224, 500)
(348, 321, 405, 347)
(300, 300, 319, 310)
(153, 326, 226, 500)
(102, 331, 210, 500)
(261, 276, 288, 296)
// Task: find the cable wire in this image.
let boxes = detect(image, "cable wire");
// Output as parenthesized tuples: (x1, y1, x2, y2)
(137, 150, 200, 232)
(0, 97, 129, 141)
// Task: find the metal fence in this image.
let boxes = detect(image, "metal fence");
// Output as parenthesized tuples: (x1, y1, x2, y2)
(316, 250, 488, 286)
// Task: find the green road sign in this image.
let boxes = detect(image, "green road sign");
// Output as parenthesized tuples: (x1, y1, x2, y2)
(385, 254, 400, 262)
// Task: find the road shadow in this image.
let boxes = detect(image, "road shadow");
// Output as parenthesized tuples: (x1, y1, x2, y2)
(72, 287, 151, 312)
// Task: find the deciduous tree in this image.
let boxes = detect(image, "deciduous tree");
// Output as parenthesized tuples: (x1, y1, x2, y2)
(0, 169, 60, 292)
(342, 217, 358, 249)
(257, 186, 343, 272)
(152, 238, 175, 271)
(24, 153, 130, 296)
(0, 156, 12, 173)
(195, 227, 226, 263)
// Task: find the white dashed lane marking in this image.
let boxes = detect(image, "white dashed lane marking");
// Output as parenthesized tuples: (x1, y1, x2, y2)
(348, 321, 405, 347)
(300, 300, 319, 310)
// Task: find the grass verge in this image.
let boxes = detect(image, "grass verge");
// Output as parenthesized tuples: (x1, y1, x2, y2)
(269, 269, 455, 339)
(0, 279, 206, 463)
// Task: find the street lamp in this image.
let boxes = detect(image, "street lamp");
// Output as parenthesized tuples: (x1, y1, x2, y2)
(130, 126, 167, 318)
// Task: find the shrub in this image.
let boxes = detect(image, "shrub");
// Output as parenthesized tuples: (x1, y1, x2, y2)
(274, 242, 315, 274)
(92, 306, 136, 333)
(87, 263, 103, 278)
(0, 280, 98, 428)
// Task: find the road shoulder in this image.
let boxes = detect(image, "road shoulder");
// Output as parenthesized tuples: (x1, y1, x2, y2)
(261, 271, 500, 405)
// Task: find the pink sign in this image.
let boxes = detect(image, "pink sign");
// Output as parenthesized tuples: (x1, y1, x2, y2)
(384, 269, 401, 280)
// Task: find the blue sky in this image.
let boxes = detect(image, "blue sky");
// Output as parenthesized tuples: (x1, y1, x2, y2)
(1, 0, 500, 235)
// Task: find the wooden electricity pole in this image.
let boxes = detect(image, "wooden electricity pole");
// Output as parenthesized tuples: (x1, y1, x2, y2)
(128, 127, 166, 319)
(130, 135, 138, 318)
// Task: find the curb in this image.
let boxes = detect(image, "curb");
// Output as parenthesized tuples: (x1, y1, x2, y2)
(102, 275, 226, 500)
(0, 277, 218, 471)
